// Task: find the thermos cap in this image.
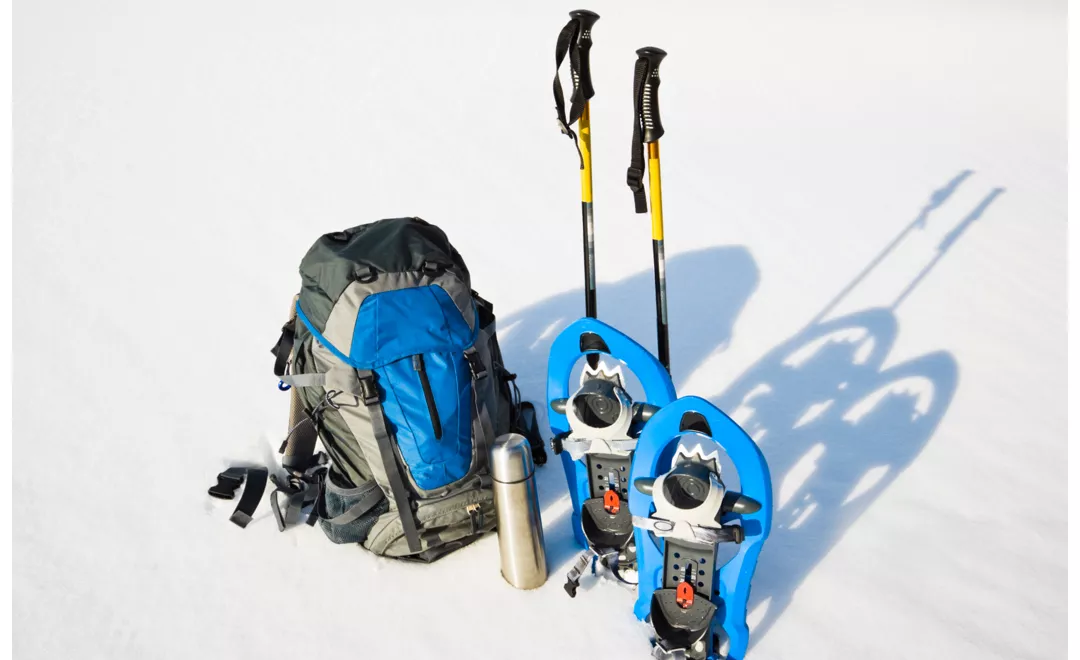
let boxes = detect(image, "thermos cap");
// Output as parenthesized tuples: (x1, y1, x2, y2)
(490, 433, 535, 484)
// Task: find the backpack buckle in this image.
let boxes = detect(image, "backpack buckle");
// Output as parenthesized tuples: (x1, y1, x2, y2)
(355, 265, 378, 284)
(208, 468, 245, 500)
(421, 260, 445, 277)
(358, 373, 380, 405)
(464, 349, 487, 380)
(626, 166, 645, 190)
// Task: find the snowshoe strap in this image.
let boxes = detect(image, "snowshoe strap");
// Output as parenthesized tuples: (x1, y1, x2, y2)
(601, 549, 638, 586)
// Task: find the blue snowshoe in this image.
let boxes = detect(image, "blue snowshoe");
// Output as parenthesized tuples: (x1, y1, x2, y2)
(629, 396, 772, 660)
(547, 317, 677, 596)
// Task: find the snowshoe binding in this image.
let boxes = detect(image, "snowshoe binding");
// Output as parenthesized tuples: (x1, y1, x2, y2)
(629, 396, 772, 660)
(546, 317, 677, 596)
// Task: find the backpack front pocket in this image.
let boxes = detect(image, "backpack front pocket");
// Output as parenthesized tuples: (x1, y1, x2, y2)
(377, 351, 475, 492)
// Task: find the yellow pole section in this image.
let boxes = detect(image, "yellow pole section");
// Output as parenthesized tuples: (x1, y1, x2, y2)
(579, 103, 593, 203)
(648, 141, 663, 240)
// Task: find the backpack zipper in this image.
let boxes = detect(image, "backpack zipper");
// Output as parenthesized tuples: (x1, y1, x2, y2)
(412, 354, 442, 440)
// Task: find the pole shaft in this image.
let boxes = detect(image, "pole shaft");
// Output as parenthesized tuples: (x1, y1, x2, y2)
(580, 102, 597, 319)
(647, 141, 669, 371)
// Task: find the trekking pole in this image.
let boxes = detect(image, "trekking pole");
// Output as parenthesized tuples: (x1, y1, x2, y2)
(553, 10, 600, 319)
(627, 47, 670, 371)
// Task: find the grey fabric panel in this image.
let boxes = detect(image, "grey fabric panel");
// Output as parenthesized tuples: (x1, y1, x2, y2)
(332, 392, 386, 491)
(297, 217, 472, 331)
(364, 486, 495, 558)
(291, 338, 373, 487)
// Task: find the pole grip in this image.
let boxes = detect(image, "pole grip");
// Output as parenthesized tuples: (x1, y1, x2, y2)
(636, 46, 666, 143)
(570, 10, 599, 102)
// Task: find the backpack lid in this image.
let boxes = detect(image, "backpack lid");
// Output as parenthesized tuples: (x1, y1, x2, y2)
(297, 217, 472, 333)
(295, 218, 478, 369)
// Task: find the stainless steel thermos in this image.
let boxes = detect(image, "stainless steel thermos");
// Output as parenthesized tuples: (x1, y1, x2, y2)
(490, 433, 547, 589)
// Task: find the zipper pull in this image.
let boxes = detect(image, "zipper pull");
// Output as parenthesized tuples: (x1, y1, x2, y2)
(466, 503, 483, 533)
(412, 354, 423, 371)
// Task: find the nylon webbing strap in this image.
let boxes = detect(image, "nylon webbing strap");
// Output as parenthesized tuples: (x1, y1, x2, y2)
(269, 455, 328, 531)
(358, 370, 422, 554)
(278, 369, 366, 397)
(465, 348, 496, 470)
(553, 18, 585, 168)
(627, 56, 649, 214)
(208, 466, 269, 529)
(270, 483, 307, 530)
(471, 390, 496, 473)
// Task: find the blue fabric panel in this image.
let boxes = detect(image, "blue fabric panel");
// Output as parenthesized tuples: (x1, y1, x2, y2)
(351, 286, 476, 369)
(377, 351, 473, 491)
(294, 286, 476, 370)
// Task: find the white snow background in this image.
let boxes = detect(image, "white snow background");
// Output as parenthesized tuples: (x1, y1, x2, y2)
(13, 1, 1066, 658)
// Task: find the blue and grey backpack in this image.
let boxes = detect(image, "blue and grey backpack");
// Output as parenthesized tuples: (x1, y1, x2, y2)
(249, 217, 544, 561)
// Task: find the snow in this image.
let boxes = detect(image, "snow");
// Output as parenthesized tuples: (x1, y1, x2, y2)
(14, 1, 1065, 658)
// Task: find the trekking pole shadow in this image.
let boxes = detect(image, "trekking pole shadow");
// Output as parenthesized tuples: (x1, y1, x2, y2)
(707, 175, 1004, 647)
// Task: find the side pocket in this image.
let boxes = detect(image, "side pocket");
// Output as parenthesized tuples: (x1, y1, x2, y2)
(318, 472, 389, 545)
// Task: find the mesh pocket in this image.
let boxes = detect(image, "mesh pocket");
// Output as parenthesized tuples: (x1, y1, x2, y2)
(318, 474, 389, 545)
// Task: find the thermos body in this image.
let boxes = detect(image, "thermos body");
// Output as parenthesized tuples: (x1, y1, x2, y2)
(490, 433, 548, 589)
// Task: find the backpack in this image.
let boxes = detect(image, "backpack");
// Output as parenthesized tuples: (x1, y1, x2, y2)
(265, 217, 545, 561)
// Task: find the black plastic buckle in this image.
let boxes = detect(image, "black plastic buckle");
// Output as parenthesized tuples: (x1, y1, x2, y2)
(464, 350, 487, 380)
(358, 374, 380, 405)
(355, 265, 378, 284)
(550, 432, 569, 456)
(208, 468, 245, 500)
(626, 166, 644, 189)
(421, 260, 445, 277)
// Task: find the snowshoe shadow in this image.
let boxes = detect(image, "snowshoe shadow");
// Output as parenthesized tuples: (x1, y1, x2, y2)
(712, 308, 958, 647)
(710, 177, 1002, 648)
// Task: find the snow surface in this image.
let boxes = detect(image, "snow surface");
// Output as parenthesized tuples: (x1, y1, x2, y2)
(14, 1, 1066, 658)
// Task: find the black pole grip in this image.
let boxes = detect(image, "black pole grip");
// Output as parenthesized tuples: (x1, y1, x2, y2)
(570, 10, 599, 102)
(636, 46, 666, 143)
